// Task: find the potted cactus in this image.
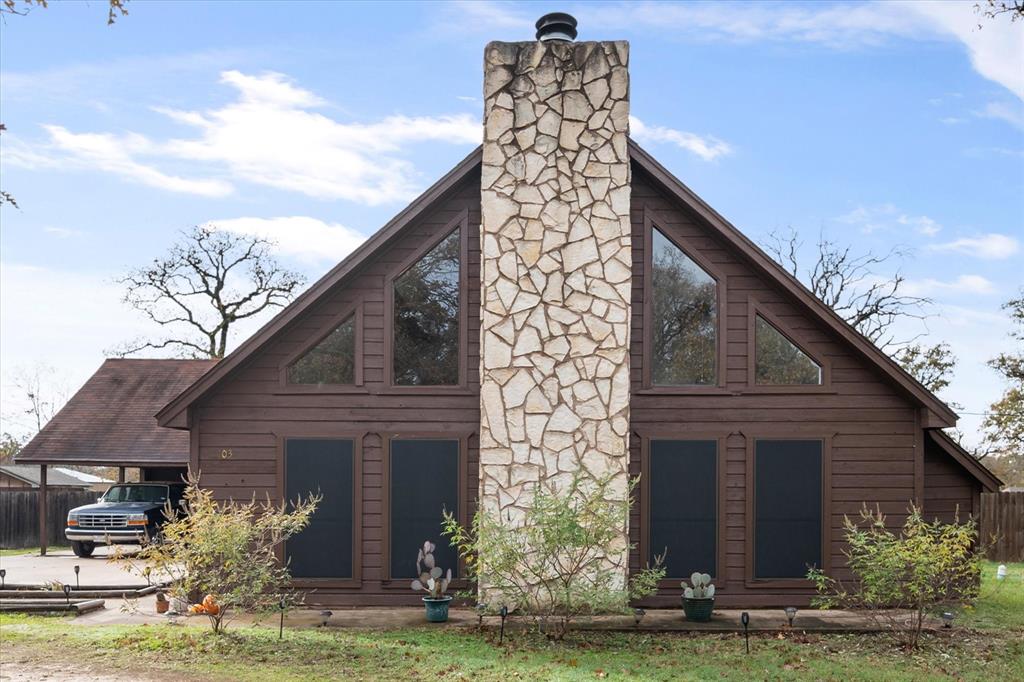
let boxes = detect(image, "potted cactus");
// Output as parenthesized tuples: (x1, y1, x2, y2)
(681, 572, 715, 622)
(411, 540, 453, 622)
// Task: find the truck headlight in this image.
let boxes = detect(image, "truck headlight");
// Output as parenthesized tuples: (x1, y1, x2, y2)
(127, 513, 147, 526)
(67, 512, 79, 526)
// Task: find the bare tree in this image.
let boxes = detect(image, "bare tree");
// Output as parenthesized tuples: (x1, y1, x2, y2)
(7, 363, 69, 435)
(117, 226, 305, 359)
(2, 0, 129, 25)
(975, 0, 1024, 26)
(765, 228, 931, 352)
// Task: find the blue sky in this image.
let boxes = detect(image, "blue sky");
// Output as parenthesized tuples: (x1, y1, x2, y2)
(1, 1, 1022, 444)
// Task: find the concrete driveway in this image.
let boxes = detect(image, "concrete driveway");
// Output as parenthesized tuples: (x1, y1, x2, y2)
(0, 546, 154, 587)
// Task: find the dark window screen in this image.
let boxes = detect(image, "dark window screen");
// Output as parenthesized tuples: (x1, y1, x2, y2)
(286, 439, 354, 579)
(390, 439, 459, 580)
(649, 440, 717, 578)
(754, 439, 822, 579)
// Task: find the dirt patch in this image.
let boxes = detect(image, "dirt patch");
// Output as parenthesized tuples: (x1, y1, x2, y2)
(0, 641, 183, 682)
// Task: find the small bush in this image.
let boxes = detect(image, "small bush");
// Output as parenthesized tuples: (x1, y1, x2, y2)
(808, 504, 983, 649)
(115, 472, 319, 633)
(443, 473, 665, 640)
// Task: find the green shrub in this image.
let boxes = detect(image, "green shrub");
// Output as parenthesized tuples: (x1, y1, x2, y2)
(443, 473, 665, 640)
(115, 472, 319, 633)
(808, 504, 983, 649)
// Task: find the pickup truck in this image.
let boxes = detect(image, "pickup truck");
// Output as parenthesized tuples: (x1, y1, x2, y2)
(65, 482, 186, 557)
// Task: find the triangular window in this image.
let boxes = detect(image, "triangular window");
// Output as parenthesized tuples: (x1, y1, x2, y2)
(287, 315, 356, 385)
(754, 315, 821, 385)
(651, 228, 717, 385)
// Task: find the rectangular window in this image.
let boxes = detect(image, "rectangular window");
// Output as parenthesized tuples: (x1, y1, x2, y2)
(649, 440, 718, 578)
(389, 439, 459, 579)
(285, 439, 355, 579)
(753, 439, 823, 579)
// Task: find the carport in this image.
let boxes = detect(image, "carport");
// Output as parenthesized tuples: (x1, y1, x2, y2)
(13, 358, 216, 554)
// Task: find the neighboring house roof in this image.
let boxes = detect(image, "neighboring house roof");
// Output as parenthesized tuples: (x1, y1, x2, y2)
(16, 358, 217, 467)
(927, 429, 1003, 492)
(1, 464, 95, 488)
(53, 467, 114, 485)
(158, 142, 957, 430)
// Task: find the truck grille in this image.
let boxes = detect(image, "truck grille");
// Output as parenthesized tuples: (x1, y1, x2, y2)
(77, 513, 129, 529)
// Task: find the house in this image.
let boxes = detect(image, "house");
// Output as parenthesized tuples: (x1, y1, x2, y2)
(0, 464, 101, 490)
(67, 15, 998, 606)
(52, 468, 116, 493)
(14, 358, 216, 551)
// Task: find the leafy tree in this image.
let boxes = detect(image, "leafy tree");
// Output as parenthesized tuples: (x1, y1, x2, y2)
(0, 433, 23, 464)
(809, 505, 982, 650)
(894, 342, 957, 394)
(443, 473, 665, 640)
(115, 473, 319, 634)
(982, 294, 1024, 456)
(117, 226, 304, 359)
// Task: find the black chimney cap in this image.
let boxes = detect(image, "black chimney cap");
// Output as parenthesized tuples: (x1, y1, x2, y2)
(535, 12, 578, 42)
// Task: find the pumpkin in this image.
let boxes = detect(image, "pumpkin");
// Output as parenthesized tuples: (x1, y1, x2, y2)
(189, 604, 205, 615)
(202, 595, 220, 615)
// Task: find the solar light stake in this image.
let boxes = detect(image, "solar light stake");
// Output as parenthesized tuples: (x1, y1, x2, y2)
(741, 611, 750, 654)
(784, 606, 797, 628)
(74, 565, 80, 589)
(475, 603, 488, 628)
(63, 584, 72, 606)
(0, 568, 6, 589)
(499, 605, 509, 645)
(319, 609, 333, 627)
(278, 598, 286, 639)
(941, 611, 955, 628)
(633, 608, 645, 627)
(996, 564, 1007, 581)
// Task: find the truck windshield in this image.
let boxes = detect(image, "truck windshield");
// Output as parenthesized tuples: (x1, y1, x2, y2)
(102, 485, 168, 503)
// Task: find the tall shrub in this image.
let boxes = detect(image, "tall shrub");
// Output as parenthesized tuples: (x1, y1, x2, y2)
(443, 473, 664, 640)
(116, 473, 319, 633)
(808, 504, 982, 649)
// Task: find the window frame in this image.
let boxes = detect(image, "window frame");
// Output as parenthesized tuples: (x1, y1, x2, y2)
(380, 432, 470, 588)
(638, 432, 728, 591)
(277, 305, 364, 393)
(640, 207, 729, 394)
(745, 297, 832, 393)
(276, 431, 364, 589)
(744, 432, 832, 589)
(383, 210, 470, 394)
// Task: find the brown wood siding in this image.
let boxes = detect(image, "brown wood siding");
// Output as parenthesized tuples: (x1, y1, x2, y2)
(192, 172, 481, 606)
(923, 437, 980, 524)
(191, 160, 957, 608)
(628, 165, 923, 607)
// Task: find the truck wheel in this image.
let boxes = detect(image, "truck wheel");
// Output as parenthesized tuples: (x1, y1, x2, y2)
(71, 541, 95, 558)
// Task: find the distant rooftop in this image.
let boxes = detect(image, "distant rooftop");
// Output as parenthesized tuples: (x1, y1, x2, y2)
(1, 464, 95, 488)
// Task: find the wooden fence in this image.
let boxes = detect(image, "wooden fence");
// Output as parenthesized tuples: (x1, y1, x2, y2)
(980, 492, 1024, 562)
(0, 489, 97, 549)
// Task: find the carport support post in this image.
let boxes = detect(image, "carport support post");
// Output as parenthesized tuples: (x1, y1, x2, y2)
(38, 465, 47, 556)
(118, 466, 125, 483)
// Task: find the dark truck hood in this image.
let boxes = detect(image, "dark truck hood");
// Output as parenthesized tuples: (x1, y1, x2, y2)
(70, 500, 165, 514)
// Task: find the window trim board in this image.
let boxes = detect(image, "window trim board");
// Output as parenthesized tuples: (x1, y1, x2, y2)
(276, 304, 365, 393)
(383, 210, 470, 393)
(638, 432, 728, 591)
(276, 431, 364, 589)
(743, 433, 832, 589)
(745, 296, 832, 393)
(641, 205, 729, 393)
(380, 431, 470, 589)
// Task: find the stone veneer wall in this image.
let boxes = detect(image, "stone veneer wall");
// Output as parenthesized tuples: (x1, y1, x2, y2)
(479, 39, 632, 587)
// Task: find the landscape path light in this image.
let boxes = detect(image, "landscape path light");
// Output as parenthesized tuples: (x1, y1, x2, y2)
(941, 611, 955, 628)
(62, 584, 72, 606)
(74, 565, 80, 589)
(741, 611, 750, 654)
(1, 568, 6, 588)
(499, 605, 508, 645)
(784, 606, 797, 627)
(279, 598, 286, 640)
(996, 564, 1007, 581)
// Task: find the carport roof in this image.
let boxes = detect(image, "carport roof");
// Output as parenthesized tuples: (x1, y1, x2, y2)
(15, 358, 216, 467)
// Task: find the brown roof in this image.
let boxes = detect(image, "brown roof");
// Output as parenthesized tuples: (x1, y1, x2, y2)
(927, 429, 1003, 492)
(158, 142, 957, 429)
(16, 358, 216, 466)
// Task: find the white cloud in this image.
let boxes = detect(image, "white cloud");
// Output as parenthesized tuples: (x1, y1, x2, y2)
(42, 226, 85, 239)
(928, 233, 1021, 259)
(207, 216, 367, 264)
(15, 71, 482, 205)
(629, 116, 733, 161)
(903, 274, 997, 296)
(835, 203, 942, 236)
(973, 101, 1024, 129)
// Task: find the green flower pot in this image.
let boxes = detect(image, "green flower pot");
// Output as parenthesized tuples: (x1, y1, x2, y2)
(682, 597, 714, 622)
(423, 596, 453, 622)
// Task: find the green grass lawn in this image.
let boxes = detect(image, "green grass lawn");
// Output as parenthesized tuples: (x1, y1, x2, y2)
(1, 561, 1021, 681)
(0, 546, 69, 557)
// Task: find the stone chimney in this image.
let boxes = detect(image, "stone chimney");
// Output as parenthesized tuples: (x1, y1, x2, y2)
(479, 16, 631, 587)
